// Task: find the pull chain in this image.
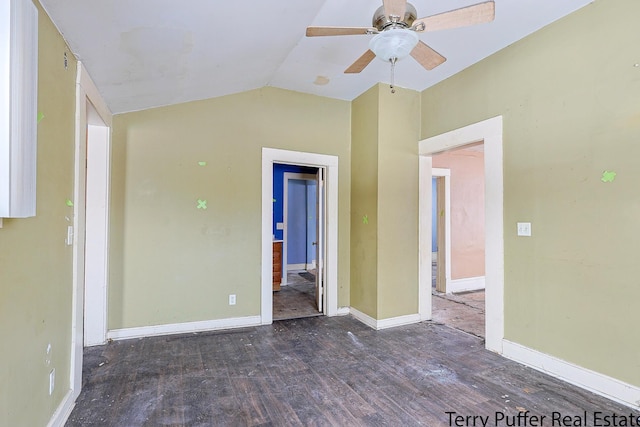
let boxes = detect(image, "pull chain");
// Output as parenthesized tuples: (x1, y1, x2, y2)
(389, 57, 397, 94)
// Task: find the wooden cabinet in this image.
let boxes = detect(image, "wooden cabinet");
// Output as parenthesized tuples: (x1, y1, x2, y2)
(272, 241, 283, 291)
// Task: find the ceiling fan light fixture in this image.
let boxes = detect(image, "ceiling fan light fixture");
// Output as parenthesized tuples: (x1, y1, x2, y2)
(369, 28, 419, 62)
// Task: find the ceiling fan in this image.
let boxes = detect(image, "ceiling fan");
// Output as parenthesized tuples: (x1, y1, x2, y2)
(306, 0, 495, 87)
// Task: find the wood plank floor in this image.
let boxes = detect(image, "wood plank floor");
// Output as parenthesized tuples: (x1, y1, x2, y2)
(273, 271, 321, 321)
(432, 290, 485, 338)
(66, 316, 633, 426)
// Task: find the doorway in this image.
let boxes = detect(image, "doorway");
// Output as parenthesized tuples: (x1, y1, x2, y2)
(261, 148, 339, 325)
(71, 63, 112, 400)
(430, 147, 485, 339)
(418, 116, 504, 353)
(83, 104, 111, 346)
(431, 168, 451, 293)
(273, 167, 323, 320)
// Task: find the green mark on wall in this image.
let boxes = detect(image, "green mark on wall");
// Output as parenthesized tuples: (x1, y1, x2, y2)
(362, 214, 368, 225)
(601, 171, 617, 183)
(66, 199, 74, 207)
(198, 161, 207, 166)
(197, 199, 207, 210)
(37, 112, 45, 123)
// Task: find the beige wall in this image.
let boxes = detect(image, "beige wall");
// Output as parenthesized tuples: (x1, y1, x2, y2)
(421, 0, 640, 386)
(432, 148, 485, 280)
(350, 85, 420, 320)
(377, 87, 420, 319)
(350, 85, 379, 317)
(0, 1, 78, 425)
(109, 87, 351, 329)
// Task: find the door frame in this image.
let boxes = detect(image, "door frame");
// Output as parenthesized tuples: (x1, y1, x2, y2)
(431, 168, 451, 292)
(84, 119, 111, 346)
(261, 148, 338, 324)
(282, 172, 318, 286)
(418, 116, 504, 353)
(71, 62, 112, 397)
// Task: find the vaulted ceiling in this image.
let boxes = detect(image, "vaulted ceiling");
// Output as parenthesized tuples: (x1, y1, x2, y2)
(40, 0, 593, 114)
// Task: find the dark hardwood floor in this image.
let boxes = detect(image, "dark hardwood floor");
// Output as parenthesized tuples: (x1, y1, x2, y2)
(66, 316, 632, 426)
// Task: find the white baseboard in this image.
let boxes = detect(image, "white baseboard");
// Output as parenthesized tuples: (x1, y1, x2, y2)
(287, 263, 306, 271)
(350, 308, 379, 329)
(47, 389, 75, 427)
(350, 308, 421, 330)
(335, 307, 350, 316)
(107, 315, 262, 341)
(448, 276, 485, 293)
(503, 340, 640, 409)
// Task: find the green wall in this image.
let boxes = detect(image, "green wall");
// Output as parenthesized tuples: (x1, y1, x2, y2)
(350, 85, 380, 317)
(350, 85, 420, 320)
(110, 87, 351, 329)
(377, 87, 420, 319)
(0, 1, 78, 425)
(421, 0, 640, 386)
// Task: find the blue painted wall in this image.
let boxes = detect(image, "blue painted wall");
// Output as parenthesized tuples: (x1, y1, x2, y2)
(287, 179, 317, 265)
(272, 163, 317, 241)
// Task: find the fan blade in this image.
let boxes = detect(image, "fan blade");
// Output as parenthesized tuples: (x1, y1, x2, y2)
(412, 1, 495, 32)
(410, 41, 446, 70)
(306, 26, 377, 37)
(383, 0, 407, 22)
(344, 50, 377, 74)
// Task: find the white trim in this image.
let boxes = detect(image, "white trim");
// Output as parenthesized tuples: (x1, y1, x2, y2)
(83, 123, 111, 347)
(107, 316, 262, 341)
(419, 115, 504, 353)
(70, 62, 112, 401)
(350, 308, 378, 329)
(448, 276, 485, 294)
(77, 64, 112, 127)
(431, 167, 452, 293)
(418, 156, 433, 321)
(46, 389, 75, 427)
(377, 313, 421, 329)
(503, 340, 640, 409)
(350, 308, 421, 330)
(262, 148, 339, 324)
(336, 307, 350, 316)
(431, 168, 450, 175)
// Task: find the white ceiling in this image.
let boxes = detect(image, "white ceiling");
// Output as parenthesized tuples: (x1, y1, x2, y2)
(40, 0, 593, 114)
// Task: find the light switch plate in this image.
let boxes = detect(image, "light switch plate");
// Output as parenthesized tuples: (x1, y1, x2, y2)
(276, 222, 284, 230)
(517, 222, 532, 237)
(66, 226, 74, 245)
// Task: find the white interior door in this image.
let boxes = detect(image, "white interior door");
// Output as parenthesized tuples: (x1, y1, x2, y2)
(84, 122, 110, 346)
(315, 168, 325, 312)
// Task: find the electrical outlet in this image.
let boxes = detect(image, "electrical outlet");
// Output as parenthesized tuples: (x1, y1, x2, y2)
(49, 368, 55, 396)
(517, 222, 532, 237)
(229, 294, 236, 305)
